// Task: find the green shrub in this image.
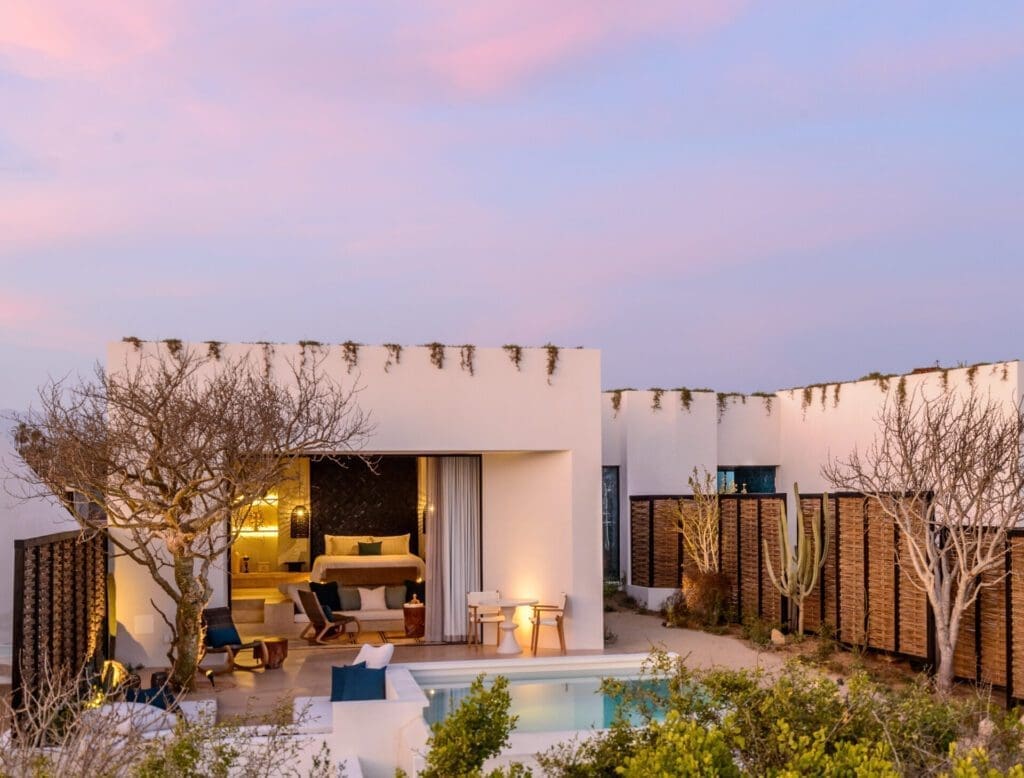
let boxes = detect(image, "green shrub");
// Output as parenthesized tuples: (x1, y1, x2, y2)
(619, 711, 740, 777)
(813, 621, 837, 662)
(420, 675, 517, 778)
(741, 615, 776, 647)
(661, 589, 688, 628)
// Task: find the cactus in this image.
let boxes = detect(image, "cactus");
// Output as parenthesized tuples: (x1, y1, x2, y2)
(764, 483, 831, 635)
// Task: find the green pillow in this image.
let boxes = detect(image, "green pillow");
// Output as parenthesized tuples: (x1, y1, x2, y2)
(339, 587, 361, 611)
(358, 540, 382, 556)
(385, 585, 406, 610)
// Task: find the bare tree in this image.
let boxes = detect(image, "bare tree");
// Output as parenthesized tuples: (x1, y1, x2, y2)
(675, 467, 720, 576)
(10, 345, 370, 689)
(823, 387, 1024, 694)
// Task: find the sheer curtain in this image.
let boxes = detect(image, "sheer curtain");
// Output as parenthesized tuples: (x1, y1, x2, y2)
(424, 456, 481, 643)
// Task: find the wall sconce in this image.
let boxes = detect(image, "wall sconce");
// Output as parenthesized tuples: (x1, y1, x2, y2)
(290, 505, 310, 538)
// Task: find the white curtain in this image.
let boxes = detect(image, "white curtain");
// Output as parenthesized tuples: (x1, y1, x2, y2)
(423, 456, 481, 643)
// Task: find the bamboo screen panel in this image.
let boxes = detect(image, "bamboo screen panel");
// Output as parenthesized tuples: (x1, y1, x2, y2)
(13, 531, 107, 705)
(865, 499, 897, 652)
(630, 498, 651, 586)
(837, 496, 867, 645)
(979, 559, 1008, 688)
(896, 525, 929, 659)
(759, 497, 784, 624)
(1011, 536, 1024, 697)
(798, 496, 838, 633)
(738, 498, 761, 620)
(652, 499, 684, 588)
(719, 498, 739, 612)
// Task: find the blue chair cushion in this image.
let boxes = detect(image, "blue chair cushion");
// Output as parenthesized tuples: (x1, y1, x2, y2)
(330, 662, 386, 702)
(207, 625, 242, 648)
(310, 580, 341, 612)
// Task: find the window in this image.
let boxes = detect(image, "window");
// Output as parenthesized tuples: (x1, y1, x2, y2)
(717, 466, 776, 494)
(602, 467, 620, 581)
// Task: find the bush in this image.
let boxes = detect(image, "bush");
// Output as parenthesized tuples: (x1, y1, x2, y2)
(741, 615, 776, 647)
(813, 621, 837, 662)
(419, 675, 517, 778)
(681, 571, 732, 626)
(619, 711, 740, 777)
(661, 589, 689, 628)
(540, 650, 1024, 777)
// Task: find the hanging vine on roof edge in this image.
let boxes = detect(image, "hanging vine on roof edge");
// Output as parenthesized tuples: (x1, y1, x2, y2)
(544, 344, 559, 384)
(257, 341, 274, 378)
(459, 344, 476, 376)
(384, 343, 402, 372)
(123, 336, 143, 351)
(611, 390, 624, 416)
(206, 341, 223, 360)
(298, 340, 322, 371)
(678, 387, 693, 412)
(340, 341, 360, 373)
(503, 344, 523, 371)
(651, 388, 664, 411)
(425, 342, 445, 369)
(163, 339, 183, 360)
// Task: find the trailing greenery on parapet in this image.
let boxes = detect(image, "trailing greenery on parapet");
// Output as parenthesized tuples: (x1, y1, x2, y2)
(650, 388, 664, 410)
(298, 340, 322, 371)
(859, 371, 893, 392)
(678, 387, 693, 412)
(751, 391, 774, 416)
(339, 340, 359, 373)
(610, 389, 624, 415)
(424, 342, 445, 369)
(544, 343, 559, 383)
(383, 343, 402, 372)
(459, 344, 476, 375)
(256, 341, 274, 377)
(162, 339, 183, 359)
(503, 344, 523, 370)
(716, 392, 747, 422)
(122, 336, 143, 351)
(205, 340, 223, 360)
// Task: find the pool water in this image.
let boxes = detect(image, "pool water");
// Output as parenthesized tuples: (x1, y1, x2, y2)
(418, 673, 665, 733)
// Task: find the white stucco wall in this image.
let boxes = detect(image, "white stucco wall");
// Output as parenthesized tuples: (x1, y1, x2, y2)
(106, 342, 603, 665)
(603, 362, 1022, 599)
(0, 424, 82, 662)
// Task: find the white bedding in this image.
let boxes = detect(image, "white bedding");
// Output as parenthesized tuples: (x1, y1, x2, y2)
(310, 552, 426, 582)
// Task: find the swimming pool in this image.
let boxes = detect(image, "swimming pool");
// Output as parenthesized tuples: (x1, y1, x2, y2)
(408, 654, 665, 734)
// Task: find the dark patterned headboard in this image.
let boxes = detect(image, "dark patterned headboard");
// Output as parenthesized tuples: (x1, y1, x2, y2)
(309, 455, 419, 559)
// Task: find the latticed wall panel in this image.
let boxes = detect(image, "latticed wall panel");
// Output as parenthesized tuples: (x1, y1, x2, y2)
(897, 527, 929, 659)
(759, 498, 784, 624)
(866, 500, 896, 652)
(979, 561, 1008, 688)
(738, 499, 761, 620)
(13, 531, 108, 705)
(630, 499, 650, 586)
(837, 497, 867, 646)
(652, 499, 683, 588)
(720, 498, 739, 612)
(1012, 537, 1024, 697)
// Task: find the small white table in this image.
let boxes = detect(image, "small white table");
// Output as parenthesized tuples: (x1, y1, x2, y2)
(495, 598, 538, 655)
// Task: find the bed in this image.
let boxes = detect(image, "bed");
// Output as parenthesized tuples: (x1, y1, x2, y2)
(311, 533, 425, 585)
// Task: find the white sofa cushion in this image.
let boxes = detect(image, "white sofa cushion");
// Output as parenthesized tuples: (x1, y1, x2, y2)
(358, 586, 388, 611)
(354, 642, 394, 669)
(84, 701, 177, 735)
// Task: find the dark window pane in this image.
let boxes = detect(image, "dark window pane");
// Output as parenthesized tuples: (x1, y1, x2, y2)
(602, 467, 620, 581)
(717, 466, 776, 494)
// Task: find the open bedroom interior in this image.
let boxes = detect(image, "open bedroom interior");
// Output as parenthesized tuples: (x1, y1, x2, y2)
(230, 454, 482, 647)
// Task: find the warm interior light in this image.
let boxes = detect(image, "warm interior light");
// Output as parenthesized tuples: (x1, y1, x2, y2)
(290, 504, 310, 539)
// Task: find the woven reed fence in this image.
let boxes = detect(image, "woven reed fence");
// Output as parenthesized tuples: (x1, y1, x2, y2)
(630, 492, 1024, 703)
(11, 530, 109, 707)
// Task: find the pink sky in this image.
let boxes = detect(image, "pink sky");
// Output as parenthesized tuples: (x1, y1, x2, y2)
(1, 2, 1023, 407)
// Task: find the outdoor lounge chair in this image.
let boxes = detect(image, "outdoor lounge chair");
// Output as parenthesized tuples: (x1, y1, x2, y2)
(467, 590, 503, 646)
(200, 607, 267, 674)
(530, 593, 567, 655)
(298, 589, 359, 645)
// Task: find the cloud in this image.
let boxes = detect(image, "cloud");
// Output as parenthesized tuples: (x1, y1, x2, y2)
(421, 0, 747, 96)
(0, 1, 173, 77)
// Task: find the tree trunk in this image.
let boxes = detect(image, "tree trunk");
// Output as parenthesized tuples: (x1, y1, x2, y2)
(796, 598, 805, 636)
(170, 554, 205, 690)
(935, 637, 955, 696)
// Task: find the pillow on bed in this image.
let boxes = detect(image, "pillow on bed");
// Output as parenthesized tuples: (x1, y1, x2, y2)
(378, 534, 410, 555)
(358, 540, 382, 556)
(358, 586, 388, 611)
(324, 534, 367, 555)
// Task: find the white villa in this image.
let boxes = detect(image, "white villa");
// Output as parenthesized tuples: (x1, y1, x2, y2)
(2, 342, 1022, 774)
